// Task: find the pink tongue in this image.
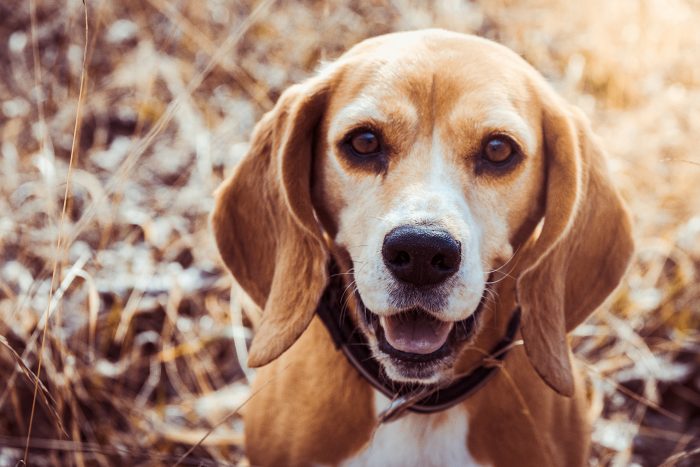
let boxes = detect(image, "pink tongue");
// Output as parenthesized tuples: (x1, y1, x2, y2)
(381, 310, 453, 354)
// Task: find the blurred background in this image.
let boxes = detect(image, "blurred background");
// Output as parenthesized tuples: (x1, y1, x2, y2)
(0, 0, 698, 465)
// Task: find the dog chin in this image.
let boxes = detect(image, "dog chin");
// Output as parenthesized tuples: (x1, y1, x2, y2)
(374, 347, 456, 385)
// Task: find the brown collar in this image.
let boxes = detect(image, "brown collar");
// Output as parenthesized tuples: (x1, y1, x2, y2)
(315, 269, 522, 423)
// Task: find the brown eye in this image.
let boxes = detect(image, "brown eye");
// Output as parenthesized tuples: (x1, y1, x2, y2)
(483, 137, 514, 163)
(349, 131, 380, 156)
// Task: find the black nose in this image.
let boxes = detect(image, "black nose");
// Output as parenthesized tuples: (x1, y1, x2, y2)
(382, 225, 461, 287)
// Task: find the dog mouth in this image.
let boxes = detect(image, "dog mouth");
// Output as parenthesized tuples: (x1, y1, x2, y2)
(359, 296, 486, 365)
(380, 310, 453, 355)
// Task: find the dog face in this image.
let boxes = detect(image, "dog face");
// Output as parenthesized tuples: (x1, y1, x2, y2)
(311, 35, 545, 384)
(212, 30, 633, 395)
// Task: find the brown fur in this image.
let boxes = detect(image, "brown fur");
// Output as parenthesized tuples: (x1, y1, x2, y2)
(212, 29, 633, 466)
(212, 80, 331, 367)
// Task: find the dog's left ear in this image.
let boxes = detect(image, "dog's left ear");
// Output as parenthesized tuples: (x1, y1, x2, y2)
(517, 91, 634, 397)
(211, 76, 332, 368)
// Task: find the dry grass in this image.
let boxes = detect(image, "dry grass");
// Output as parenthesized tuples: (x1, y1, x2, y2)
(0, 0, 698, 465)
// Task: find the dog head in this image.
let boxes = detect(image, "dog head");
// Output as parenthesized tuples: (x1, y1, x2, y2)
(212, 30, 633, 396)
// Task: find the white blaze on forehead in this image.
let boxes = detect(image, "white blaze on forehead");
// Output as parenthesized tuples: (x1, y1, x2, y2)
(383, 133, 475, 235)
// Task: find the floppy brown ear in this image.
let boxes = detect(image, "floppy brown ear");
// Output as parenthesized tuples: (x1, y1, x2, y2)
(517, 94, 634, 396)
(211, 79, 330, 368)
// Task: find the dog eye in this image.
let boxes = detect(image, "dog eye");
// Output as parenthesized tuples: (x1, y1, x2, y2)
(483, 136, 515, 164)
(348, 131, 381, 156)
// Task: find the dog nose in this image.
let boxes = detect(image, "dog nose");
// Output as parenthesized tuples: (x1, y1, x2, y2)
(382, 226, 461, 286)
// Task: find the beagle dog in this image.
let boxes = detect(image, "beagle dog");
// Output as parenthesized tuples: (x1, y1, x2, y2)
(212, 29, 634, 466)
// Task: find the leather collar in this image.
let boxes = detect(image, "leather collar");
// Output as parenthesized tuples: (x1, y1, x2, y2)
(315, 267, 522, 423)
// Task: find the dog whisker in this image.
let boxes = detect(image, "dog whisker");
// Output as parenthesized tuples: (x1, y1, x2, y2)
(483, 244, 522, 275)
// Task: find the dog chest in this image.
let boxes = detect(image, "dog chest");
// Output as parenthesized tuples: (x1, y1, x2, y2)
(338, 392, 485, 467)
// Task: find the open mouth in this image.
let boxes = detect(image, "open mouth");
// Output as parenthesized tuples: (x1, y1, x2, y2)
(360, 297, 487, 364)
(381, 310, 453, 355)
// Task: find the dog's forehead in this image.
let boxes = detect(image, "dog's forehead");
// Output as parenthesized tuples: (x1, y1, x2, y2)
(325, 30, 537, 144)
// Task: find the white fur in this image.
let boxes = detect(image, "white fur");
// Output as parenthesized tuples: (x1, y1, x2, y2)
(339, 391, 486, 467)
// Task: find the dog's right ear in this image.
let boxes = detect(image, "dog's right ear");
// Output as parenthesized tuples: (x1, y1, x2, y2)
(212, 77, 332, 368)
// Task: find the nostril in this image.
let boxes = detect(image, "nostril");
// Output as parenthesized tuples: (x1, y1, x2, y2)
(431, 254, 448, 271)
(431, 253, 458, 272)
(390, 250, 411, 266)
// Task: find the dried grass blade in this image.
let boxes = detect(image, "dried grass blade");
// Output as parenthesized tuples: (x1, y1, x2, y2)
(24, 0, 90, 461)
